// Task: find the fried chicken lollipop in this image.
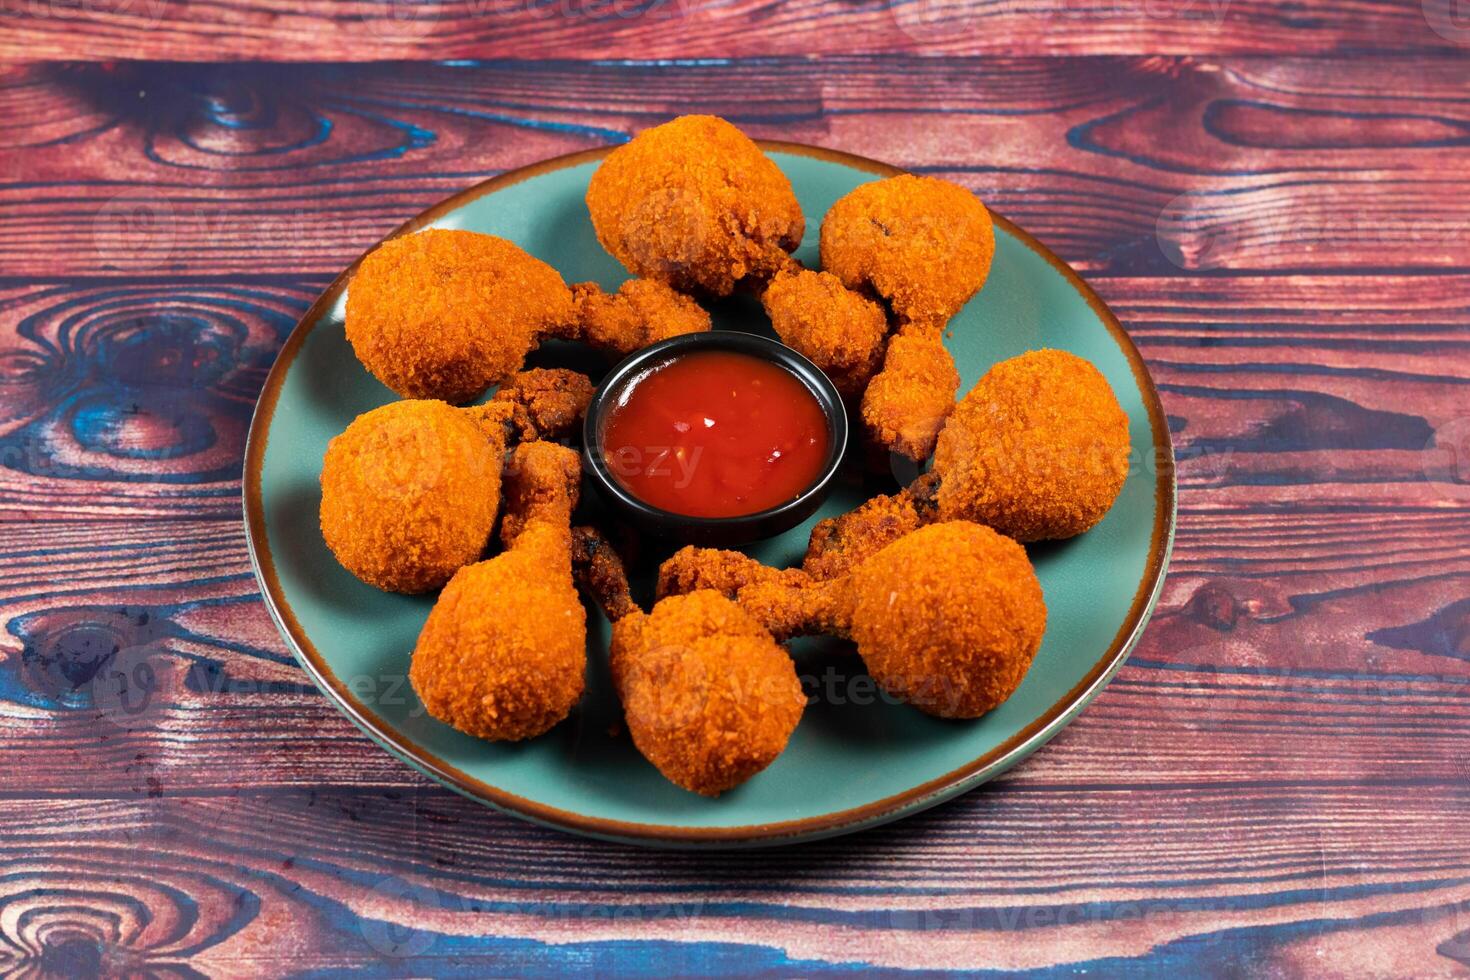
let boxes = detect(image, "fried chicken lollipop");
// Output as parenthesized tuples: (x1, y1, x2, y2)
(761, 268, 888, 398)
(759, 174, 995, 461)
(409, 442, 586, 741)
(572, 528, 804, 796)
(660, 522, 1046, 719)
(346, 228, 709, 403)
(586, 115, 804, 296)
(802, 349, 1131, 580)
(822, 174, 996, 332)
(831, 175, 994, 461)
(319, 369, 593, 594)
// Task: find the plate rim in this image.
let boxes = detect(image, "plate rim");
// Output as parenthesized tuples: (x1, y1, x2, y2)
(242, 140, 1177, 848)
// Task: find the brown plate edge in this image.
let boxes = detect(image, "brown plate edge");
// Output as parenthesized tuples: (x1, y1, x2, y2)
(242, 140, 1177, 849)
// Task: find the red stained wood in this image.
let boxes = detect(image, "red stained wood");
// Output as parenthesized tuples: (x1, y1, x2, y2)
(2, 60, 1469, 278)
(0, 0, 1461, 62)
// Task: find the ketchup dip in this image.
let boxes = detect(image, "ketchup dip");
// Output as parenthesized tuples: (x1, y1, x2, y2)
(600, 349, 831, 518)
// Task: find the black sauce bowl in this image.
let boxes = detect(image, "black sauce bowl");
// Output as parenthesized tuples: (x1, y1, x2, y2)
(582, 331, 849, 547)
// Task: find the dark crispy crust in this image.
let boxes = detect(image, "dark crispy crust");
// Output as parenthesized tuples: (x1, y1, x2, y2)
(800, 473, 940, 581)
(486, 368, 595, 444)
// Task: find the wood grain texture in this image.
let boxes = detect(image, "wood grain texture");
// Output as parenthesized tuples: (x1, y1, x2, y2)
(0, 0, 1463, 62)
(2, 45, 1469, 977)
(3, 787, 1470, 975)
(2, 59, 1468, 279)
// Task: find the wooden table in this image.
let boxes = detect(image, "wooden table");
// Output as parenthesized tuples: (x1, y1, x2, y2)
(2, 4, 1468, 974)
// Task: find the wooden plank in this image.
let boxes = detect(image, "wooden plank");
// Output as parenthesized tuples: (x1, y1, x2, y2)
(1, 787, 1468, 974)
(0, 279, 317, 520)
(1, 59, 1468, 277)
(0, 0, 1460, 62)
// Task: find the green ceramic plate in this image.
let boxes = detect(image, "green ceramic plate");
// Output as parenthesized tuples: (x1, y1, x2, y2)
(244, 142, 1175, 848)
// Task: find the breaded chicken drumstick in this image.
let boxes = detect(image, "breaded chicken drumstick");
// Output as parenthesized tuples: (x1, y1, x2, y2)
(319, 369, 593, 594)
(659, 522, 1046, 720)
(762, 175, 995, 461)
(572, 528, 805, 797)
(347, 229, 709, 403)
(801, 349, 1131, 580)
(410, 441, 587, 741)
(585, 115, 805, 296)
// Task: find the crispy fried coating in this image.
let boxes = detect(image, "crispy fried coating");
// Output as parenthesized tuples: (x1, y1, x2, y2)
(801, 350, 1129, 574)
(658, 548, 819, 641)
(659, 521, 1046, 720)
(657, 544, 805, 599)
(495, 438, 582, 546)
(574, 529, 803, 796)
(933, 349, 1130, 542)
(860, 330, 961, 461)
(800, 473, 939, 581)
(610, 591, 805, 796)
(820, 175, 995, 331)
(320, 399, 504, 594)
(586, 115, 804, 296)
(761, 268, 888, 398)
(568, 277, 712, 354)
(817, 175, 992, 460)
(345, 229, 575, 403)
(409, 442, 586, 742)
(486, 367, 595, 443)
(844, 522, 1045, 718)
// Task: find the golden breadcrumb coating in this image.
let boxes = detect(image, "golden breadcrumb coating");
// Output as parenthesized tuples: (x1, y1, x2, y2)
(586, 115, 804, 296)
(611, 591, 805, 796)
(860, 330, 961, 461)
(761, 268, 888, 398)
(345, 229, 574, 403)
(568, 277, 712, 354)
(820, 174, 995, 331)
(409, 442, 586, 742)
(319, 399, 504, 594)
(844, 522, 1045, 718)
(933, 349, 1131, 542)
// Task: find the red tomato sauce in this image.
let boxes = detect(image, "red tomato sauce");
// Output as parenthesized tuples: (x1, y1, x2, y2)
(600, 350, 830, 518)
